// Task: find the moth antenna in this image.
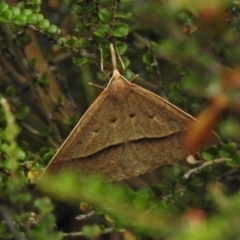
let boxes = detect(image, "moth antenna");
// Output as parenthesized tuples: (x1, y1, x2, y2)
(129, 74, 139, 83)
(89, 82, 105, 90)
(98, 45, 110, 83)
(116, 46, 125, 70)
(110, 44, 117, 71)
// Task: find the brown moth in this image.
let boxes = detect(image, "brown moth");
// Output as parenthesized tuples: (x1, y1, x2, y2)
(41, 44, 219, 182)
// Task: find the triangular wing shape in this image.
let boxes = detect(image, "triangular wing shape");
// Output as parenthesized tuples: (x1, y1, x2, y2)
(42, 74, 219, 181)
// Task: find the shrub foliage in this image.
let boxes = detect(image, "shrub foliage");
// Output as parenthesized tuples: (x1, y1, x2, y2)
(1, 0, 240, 239)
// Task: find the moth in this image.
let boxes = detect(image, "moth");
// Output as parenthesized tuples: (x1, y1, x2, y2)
(40, 44, 219, 182)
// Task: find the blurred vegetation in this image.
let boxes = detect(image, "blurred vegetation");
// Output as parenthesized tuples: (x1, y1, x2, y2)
(1, 0, 240, 239)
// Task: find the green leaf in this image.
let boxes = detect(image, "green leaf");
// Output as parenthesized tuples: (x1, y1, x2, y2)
(122, 69, 135, 80)
(47, 24, 60, 35)
(63, 115, 78, 127)
(72, 56, 90, 67)
(19, 141, 29, 150)
(78, 37, 89, 48)
(112, 23, 129, 37)
(204, 146, 219, 156)
(93, 24, 111, 38)
(38, 73, 50, 85)
(201, 151, 215, 161)
(169, 82, 180, 91)
(221, 143, 237, 155)
(99, 8, 113, 23)
(219, 143, 237, 159)
(72, 5, 83, 15)
(39, 147, 55, 157)
(38, 19, 50, 29)
(5, 86, 16, 96)
(122, 57, 130, 68)
(82, 225, 101, 238)
(43, 152, 55, 164)
(68, 36, 78, 47)
(15, 105, 30, 120)
(37, 127, 50, 138)
(74, 22, 85, 32)
(116, 42, 127, 54)
(116, 12, 132, 19)
(34, 198, 54, 212)
(33, 0, 42, 6)
(84, 4, 95, 13)
(190, 102, 201, 114)
(226, 160, 239, 168)
(0, 3, 9, 13)
(142, 53, 152, 64)
(27, 13, 38, 24)
(220, 118, 240, 138)
(11, 7, 21, 17)
(17, 149, 26, 160)
(21, 9, 32, 16)
(35, 13, 44, 21)
(145, 65, 154, 74)
(0, 9, 13, 23)
(57, 37, 67, 46)
(177, 11, 191, 23)
(219, 149, 231, 158)
(168, 92, 184, 105)
(232, 152, 240, 164)
(190, 176, 204, 186)
(15, 14, 27, 25)
(177, 65, 188, 75)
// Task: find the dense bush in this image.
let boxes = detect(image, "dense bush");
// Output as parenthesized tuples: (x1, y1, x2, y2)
(1, 0, 240, 239)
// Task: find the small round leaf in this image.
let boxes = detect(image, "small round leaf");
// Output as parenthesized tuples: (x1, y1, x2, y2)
(15, 14, 27, 25)
(0, 3, 9, 13)
(1, 9, 13, 23)
(27, 13, 38, 24)
(112, 23, 129, 37)
(21, 9, 32, 16)
(93, 24, 111, 38)
(38, 19, 50, 29)
(11, 7, 21, 17)
(47, 24, 60, 35)
(99, 8, 113, 23)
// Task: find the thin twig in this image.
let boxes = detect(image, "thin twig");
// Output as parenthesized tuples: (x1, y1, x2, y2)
(0, 205, 27, 240)
(184, 158, 232, 179)
(21, 122, 40, 135)
(75, 210, 95, 221)
(62, 227, 115, 238)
